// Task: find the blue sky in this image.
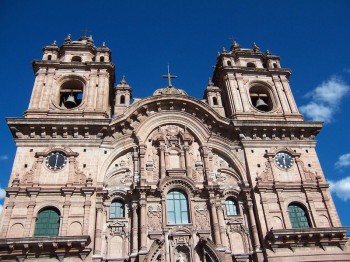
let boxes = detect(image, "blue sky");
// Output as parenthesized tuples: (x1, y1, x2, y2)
(1, 1, 350, 229)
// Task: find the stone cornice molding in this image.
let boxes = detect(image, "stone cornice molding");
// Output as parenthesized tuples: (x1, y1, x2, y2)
(265, 227, 349, 252)
(235, 120, 322, 141)
(0, 235, 91, 261)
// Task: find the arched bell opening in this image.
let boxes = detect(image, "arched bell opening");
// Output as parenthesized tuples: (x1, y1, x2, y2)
(249, 85, 273, 112)
(59, 79, 84, 109)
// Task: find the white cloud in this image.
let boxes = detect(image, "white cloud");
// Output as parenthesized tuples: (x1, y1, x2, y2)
(0, 155, 8, 160)
(305, 76, 349, 105)
(329, 176, 350, 201)
(300, 76, 349, 123)
(0, 188, 5, 199)
(335, 153, 350, 169)
(299, 103, 333, 123)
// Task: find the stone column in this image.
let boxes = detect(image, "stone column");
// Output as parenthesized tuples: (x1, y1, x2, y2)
(94, 206, 103, 255)
(180, 151, 185, 169)
(160, 145, 166, 178)
(184, 145, 191, 177)
(24, 190, 38, 237)
(131, 202, 139, 254)
(209, 199, 221, 246)
(29, 71, 45, 109)
(61, 191, 72, 235)
(139, 145, 146, 180)
(140, 193, 147, 252)
(275, 190, 288, 228)
(247, 201, 260, 250)
(165, 231, 170, 262)
(201, 146, 211, 182)
(217, 204, 229, 249)
(133, 146, 140, 183)
(0, 194, 15, 237)
(83, 192, 92, 235)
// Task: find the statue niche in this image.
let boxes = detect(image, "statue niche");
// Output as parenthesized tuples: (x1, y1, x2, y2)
(145, 125, 202, 181)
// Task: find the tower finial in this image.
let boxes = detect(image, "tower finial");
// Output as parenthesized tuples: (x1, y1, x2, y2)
(64, 34, 71, 43)
(253, 42, 260, 52)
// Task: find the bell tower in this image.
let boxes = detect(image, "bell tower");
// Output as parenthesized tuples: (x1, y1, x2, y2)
(213, 41, 303, 121)
(26, 34, 115, 119)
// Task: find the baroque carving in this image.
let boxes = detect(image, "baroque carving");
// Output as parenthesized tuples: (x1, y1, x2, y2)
(194, 203, 210, 229)
(108, 221, 127, 236)
(147, 204, 163, 230)
(257, 161, 273, 182)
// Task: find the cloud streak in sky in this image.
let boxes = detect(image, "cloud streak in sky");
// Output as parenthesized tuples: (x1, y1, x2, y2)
(335, 153, 350, 169)
(0, 155, 9, 160)
(300, 76, 349, 123)
(329, 176, 350, 201)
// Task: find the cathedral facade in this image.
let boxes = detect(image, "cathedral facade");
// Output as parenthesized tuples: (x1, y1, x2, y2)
(0, 35, 349, 262)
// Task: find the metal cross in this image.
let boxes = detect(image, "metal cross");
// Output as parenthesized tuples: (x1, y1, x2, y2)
(81, 29, 91, 36)
(161, 64, 177, 87)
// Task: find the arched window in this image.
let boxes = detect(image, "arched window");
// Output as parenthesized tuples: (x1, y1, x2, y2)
(227, 60, 232, 66)
(288, 203, 311, 228)
(167, 190, 189, 224)
(110, 200, 125, 218)
(225, 198, 238, 216)
(273, 63, 278, 68)
(247, 62, 256, 68)
(71, 56, 82, 62)
(212, 97, 218, 106)
(120, 95, 125, 104)
(100, 56, 105, 62)
(34, 207, 60, 236)
(48, 55, 52, 61)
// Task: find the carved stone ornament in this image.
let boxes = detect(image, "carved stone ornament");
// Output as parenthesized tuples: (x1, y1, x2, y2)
(194, 203, 210, 229)
(147, 204, 163, 230)
(108, 221, 127, 236)
(257, 161, 273, 182)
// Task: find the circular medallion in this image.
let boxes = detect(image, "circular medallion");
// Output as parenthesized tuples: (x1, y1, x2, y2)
(46, 151, 67, 171)
(274, 151, 293, 169)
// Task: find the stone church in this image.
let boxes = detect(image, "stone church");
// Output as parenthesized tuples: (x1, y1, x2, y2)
(0, 35, 349, 262)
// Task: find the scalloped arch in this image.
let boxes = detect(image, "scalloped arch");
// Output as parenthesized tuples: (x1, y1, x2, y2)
(134, 111, 211, 144)
(98, 138, 135, 183)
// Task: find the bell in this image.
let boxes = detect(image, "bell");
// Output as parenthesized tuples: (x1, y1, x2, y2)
(255, 97, 269, 111)
(64, 94, 77, 108)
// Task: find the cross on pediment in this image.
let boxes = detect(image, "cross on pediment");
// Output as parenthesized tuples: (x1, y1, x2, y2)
(161, 64, 177, 87)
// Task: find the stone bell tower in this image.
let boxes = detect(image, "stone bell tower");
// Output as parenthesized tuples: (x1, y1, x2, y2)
(213, 41, 302, 121)
(26, 34, 115, 119)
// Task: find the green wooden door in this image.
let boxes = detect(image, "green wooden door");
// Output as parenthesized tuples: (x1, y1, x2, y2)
(34, 209, 60, 236)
